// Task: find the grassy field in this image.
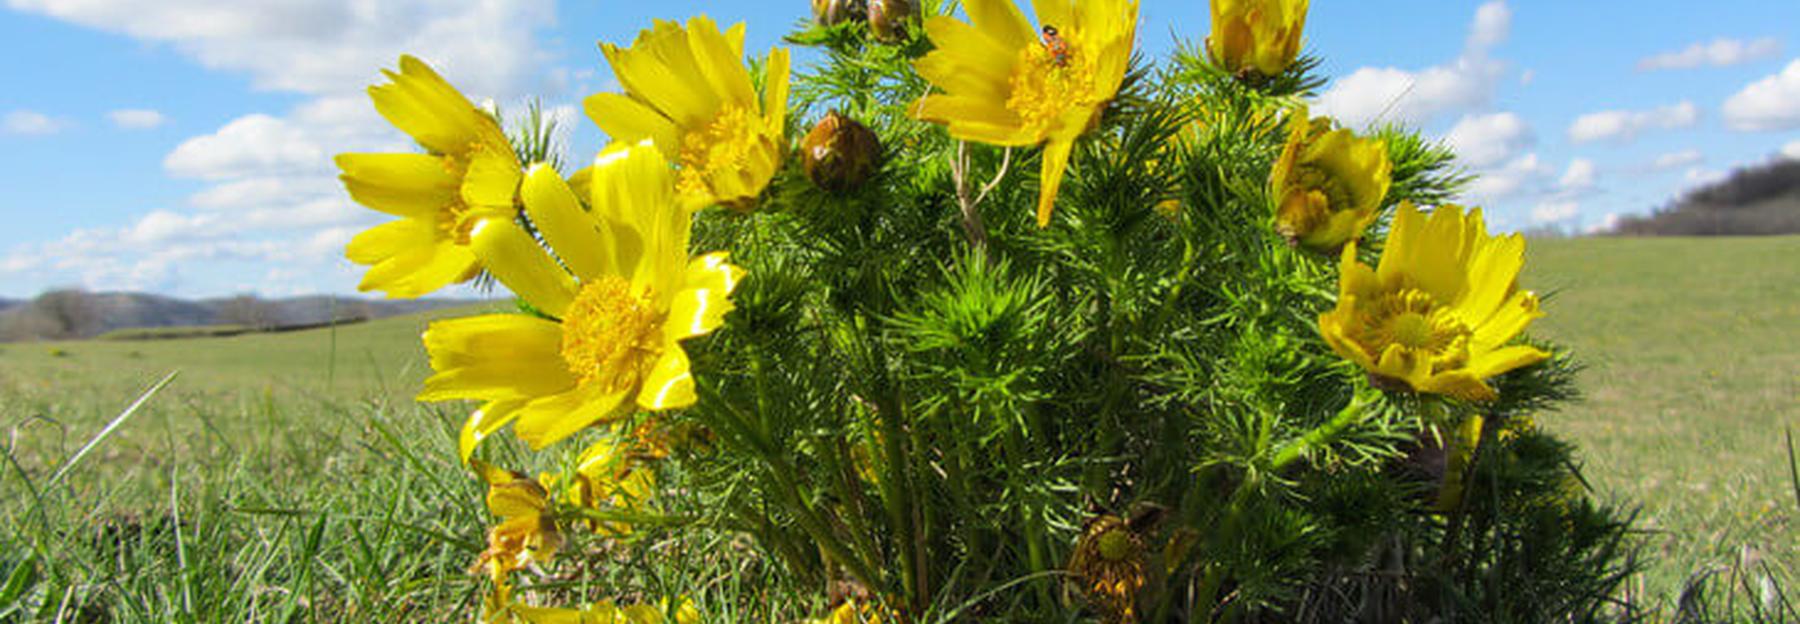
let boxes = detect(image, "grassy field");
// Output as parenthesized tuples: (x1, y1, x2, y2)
(1525, 235, 1800, 602)
(0, 237, 1795, 619)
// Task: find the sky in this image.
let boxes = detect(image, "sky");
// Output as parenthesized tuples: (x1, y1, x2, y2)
(1, 0, 1797, 299)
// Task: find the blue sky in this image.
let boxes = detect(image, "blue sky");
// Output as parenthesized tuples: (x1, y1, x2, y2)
(1, 0, 1797, 299)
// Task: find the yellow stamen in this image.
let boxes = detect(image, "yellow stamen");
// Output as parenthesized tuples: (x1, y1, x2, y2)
(1355, 288, 1474, 371)
(1006, 37, 1098, 132)
(560, 275, 665, 392)
(678, 105, 764, 200)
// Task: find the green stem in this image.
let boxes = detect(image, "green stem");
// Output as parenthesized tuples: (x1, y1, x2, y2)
(874, 387, 924, 616)
(1268, 392, 1373, 472)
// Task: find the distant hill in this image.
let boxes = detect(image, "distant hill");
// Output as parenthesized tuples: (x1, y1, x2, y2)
(1609, 159, 1800, 236)
(0, 291, 486, 342)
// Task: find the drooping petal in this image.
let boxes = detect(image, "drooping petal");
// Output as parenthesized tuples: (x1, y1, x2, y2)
(1035, 139, 1075, 227)
(356, 241, 478, 298)
(512, 384, 633, 450)
(1467, 344, 1550, 380)
(345, 218, 437, 265)
(664, 286, 736, 342)
(460, 399, 527, 463)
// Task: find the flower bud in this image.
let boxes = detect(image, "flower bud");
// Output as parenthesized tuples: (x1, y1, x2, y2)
(813, 0, 865, 27)
(867, 0, 915, 43)
(1207, 0, 1310, 79)
(801, 110, 882, 192)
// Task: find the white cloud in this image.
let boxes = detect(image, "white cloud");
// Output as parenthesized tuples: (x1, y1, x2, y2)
(108, 109, 168, 129)
(3, 0, 562, 296)
(1466, 153, 1554, 203)
(1559, 159, 1597, 191)
(1314, 1, 1511, 129)
(3, 109, 69, 135)
(1723, 59, 1800, 131)
(164, 114, 329, 180)
(1781, 140, 1800, 161)
(1567, 101, 1700, 144)
(1652, 149, 1705, 170)
(1445, 112, 1534, 168)
(1530, 200, 1579, 224)
(1638, 37, 1782, 71)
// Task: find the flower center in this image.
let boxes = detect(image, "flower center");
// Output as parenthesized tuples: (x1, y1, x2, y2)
(1006, 34, 1098, 132)
(678, 105, 763, 201)
(560, 275, 665, 393)
(1293, 165, 1354, 214)
(433, 141, 492, 245)
(1356, 288, 1473, 371)
(1096, 528, 1134, 562)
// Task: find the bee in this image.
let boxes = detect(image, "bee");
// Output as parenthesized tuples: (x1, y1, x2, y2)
(1041, 25, 1070, 67)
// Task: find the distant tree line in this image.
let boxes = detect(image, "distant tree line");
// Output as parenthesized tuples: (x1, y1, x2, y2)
(1608, 159, 1800, 236)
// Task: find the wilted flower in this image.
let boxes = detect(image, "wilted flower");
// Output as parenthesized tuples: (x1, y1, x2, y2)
(470, 461, 562, 592)
(337, 55, 522, 298)
(1207, 0, 1310, 79)
(1318, 202, 1549, 400)
(585, 17, 790, 211)
(1067, 514, 1147, 623)
(1269, 107, 1391, 251)
(911, 0, 1139, 226)
(802, 110, 882, 192)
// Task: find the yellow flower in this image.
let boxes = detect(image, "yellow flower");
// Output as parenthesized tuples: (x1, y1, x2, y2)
(337, 55, 522, 298)
(1067, 514, 1147, 623)
(912, 0, 1139, 227)
(1318, 202, 1549, 401)
(804, 599, 893, 624)
(424, 140, 745, 455)
(546, 434, 659, 536)
(584, 17, 790, 212)
(1269, 107, 1391, 251)
(471, 461, 562, 589)
(1207, 0, 1310, 78)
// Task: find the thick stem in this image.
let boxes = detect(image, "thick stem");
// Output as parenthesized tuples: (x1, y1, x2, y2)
(1268, 392, 1374, 472)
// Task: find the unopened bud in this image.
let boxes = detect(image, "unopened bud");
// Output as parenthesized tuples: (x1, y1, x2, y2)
(812, 0, 865, 27)
(867, 0, 915, 43)
(801, 110, 881, 192)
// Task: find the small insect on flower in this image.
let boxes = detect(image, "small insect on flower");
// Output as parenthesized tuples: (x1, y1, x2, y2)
(1041, 25, 1071, 67)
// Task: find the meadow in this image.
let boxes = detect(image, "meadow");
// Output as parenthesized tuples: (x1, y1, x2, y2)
(0, 236, 1794, 620)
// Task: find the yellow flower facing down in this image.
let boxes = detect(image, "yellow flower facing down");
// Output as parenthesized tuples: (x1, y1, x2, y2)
(912, 0, 1139, 227)
(584, 17, 790, 212)
(544, 433, 659, 536)
(1207, 0, 1310, 78)
(471, 461, 563, 591)
(1318, 202, 1549, 401)
(338, 55, 522, 298)
(424, 140, 744, 454)
(1269, 107, 1391, 251)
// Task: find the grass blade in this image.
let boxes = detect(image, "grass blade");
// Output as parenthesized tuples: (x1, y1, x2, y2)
(45, 370, 179, 491)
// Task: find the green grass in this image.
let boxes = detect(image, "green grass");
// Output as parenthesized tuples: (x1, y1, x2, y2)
(1, 238, 1795, 620)
(1525, 235, 1800, 604)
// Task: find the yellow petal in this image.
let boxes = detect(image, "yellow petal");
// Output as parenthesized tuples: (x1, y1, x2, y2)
(521, 164, 613, 281)
(964, 0, 1036, 50)
(913, 95, 1032, 145)
(1471, 290, 1543, 352)
(460, 399, 527, 463)
(604, 35, 716, 128)
(1036, 139, 1075, 227)
(1418, 372, 1497, 402)
(461, 148, 523, 209)
(356, 240, 478, 299)
(664, 285, 735, 342)
(583, 92, 682, 156)
(469, 218, 578, 317)
(336, 153, 457, 218)
(915, 17, 1016, 100)
(683, 252, 745, 294)
(1468, 344, 1550, 381)
(763, 46, 792, 128)
(369, 55, 484, 155)
(345, 218, 435, 265)
(419, 314, 575, 402)
(636, 346, 696, 411)
(512, 384, 634, 450)
(687, 19, 756, 110)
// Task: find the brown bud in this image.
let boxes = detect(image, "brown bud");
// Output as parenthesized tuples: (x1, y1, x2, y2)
(812, 0, 865, 27)
(801, 110, 881, 193)
(867, 0, 915, 43)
